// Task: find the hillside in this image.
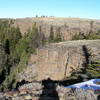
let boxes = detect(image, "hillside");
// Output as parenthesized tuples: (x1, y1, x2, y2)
(14, 17, 100, 40)
(0, 17, 100, 100)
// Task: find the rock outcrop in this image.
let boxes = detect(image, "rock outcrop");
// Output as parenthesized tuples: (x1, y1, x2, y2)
(19, 40, 100, 81)
(37, 40, 100, 80)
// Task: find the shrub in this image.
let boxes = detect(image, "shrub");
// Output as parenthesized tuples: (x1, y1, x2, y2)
(72, 31, 100, 40)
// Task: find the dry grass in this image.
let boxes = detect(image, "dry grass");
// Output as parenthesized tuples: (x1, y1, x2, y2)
(13, 17, 100, 35)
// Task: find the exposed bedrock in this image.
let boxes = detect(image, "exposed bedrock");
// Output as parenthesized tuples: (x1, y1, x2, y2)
(19, 40, 100, 81)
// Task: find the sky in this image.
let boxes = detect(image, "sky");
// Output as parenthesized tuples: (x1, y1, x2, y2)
(0, 0, 100, 19)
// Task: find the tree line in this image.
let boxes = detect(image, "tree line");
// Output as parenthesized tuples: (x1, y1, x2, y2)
(0, 20, 45, 91)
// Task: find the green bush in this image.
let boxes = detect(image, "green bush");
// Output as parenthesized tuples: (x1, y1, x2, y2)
(72, 31, 100, 40)
(2, 51, 29, 90)
(87, 60, 100, 78)
(0, 22, 43, 91)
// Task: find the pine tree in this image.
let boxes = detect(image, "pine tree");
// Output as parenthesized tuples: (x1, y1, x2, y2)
(56, 27, 62, 42)
(4, 39, 10, 55)
(49, 26, 54, 42)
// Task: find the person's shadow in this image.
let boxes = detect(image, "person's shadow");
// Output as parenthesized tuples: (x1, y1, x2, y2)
(97, 95, 100, 100)
(39, 78, 59, 100)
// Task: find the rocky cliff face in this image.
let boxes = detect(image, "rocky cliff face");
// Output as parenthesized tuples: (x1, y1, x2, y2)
(15, 17, 100, 40)
(37, 40, 100, 80)
(19, 40, 100, 81)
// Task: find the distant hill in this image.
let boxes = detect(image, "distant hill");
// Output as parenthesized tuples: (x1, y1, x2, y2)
(13, 17, 100, 40)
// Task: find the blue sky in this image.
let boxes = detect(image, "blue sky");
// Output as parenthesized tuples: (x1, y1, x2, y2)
(0, 0, 100, 19)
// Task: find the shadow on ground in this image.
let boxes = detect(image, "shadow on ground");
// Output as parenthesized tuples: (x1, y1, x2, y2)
(39, 78, 59, 100)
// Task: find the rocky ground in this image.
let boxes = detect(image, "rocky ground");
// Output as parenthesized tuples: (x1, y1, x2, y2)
(0, 81, 99, 100)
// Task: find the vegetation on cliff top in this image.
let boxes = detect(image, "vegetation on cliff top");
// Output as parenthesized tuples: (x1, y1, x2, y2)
(72, 31, 100, 40)
(49, 26, 62, 43)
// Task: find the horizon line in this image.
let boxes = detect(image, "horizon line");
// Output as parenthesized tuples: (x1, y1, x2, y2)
(0, 16, 100, 20)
